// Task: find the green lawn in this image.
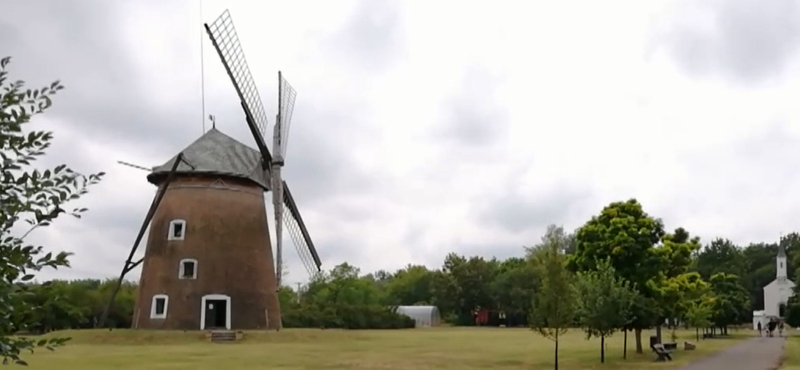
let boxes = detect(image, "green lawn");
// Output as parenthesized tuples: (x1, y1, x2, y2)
(781, 335, 800, 369)
(22, 327, 750, 369)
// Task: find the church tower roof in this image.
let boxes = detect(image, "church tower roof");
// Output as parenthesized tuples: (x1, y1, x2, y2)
(778, 243, 787, 258)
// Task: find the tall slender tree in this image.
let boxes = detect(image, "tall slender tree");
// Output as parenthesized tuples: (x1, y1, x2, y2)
(574, 258, 637, 363)
(529, 225, 576, 370)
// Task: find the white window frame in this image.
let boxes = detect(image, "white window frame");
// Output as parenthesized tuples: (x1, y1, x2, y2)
(150, 294, 169, 319)
(179, 258, 198, 279)
(168, 219, 187, 241)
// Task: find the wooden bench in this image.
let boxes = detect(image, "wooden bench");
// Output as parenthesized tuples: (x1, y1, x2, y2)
(663, 342, 678, 350)
(652, 343, 673, 362)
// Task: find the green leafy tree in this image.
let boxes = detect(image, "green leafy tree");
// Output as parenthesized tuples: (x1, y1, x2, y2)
(528, 226, 576, 370)
(438, 253, 498, 325)
(383, 264, 435, 306)
(649, 227, 702, 341)
(491, 257, 539, 318)
(0, 56, 104, 364)
(785, 293, 800, 328)
(568, 199, 664, 354)
(283, 263, 415, 329)
(526, 225, 578, 256)
(708, 272, 750, 334)
(573, 258, 636, 363)
(685, 298, 714, 342)
(655, 272, 708, 341)
(693, 238, 745, 280)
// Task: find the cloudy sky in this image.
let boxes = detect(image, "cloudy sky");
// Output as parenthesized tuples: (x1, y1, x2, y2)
(3, 0, 800, 286)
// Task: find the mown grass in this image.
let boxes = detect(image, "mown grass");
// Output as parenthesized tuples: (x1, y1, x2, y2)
(21, 327, 750, 369)
(781, 333, 800, 369)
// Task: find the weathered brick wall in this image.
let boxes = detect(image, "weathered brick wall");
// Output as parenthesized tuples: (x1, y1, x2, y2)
(134, 175, 281, 330)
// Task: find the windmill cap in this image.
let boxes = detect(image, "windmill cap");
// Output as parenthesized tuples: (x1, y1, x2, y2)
(147, 128, 270, 190)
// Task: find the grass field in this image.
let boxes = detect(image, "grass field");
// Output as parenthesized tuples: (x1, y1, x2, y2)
(21, 327, 751, 369)
(781, 335, 799, 369)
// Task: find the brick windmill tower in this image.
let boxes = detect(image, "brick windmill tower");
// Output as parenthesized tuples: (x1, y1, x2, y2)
(99, 10, 322, 331)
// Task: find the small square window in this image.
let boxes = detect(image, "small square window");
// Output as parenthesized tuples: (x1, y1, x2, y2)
(179, 259, 197, 279)
(150, 294, 168, 319)
(168, 220, 186, 240)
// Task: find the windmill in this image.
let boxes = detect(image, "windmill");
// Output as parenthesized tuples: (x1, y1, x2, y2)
(98, 9, 321, 331)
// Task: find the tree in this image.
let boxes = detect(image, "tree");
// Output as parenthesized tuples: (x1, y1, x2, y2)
(525, 224, 575, 256)
(528, 225, 576, 370)
(569, 199, 665, 354)
(693, 238, 745, 280)
(649, 227, 702, 342)
(491, 257, 539, 318)
(573, 258, 636, 363)
(437, 253, 498, 325)
(656, 272, 709, 338)
(0, 56, 104, 364)
(708, 272, 750, 334)
(684, 298, 714, 342)
(383, 264, 435, 306)
(284, 263, 415, 329)
(785, 293, 800, 328)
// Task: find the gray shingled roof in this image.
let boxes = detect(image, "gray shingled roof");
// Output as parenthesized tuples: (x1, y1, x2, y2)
(778, 243, 787, 258)
(147, 128, 270, 190)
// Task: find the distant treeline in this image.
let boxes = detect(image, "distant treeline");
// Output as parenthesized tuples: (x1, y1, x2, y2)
(21, 230, 797, 332)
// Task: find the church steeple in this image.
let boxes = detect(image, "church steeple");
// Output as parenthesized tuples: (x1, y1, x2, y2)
(777, 243, 787, 280)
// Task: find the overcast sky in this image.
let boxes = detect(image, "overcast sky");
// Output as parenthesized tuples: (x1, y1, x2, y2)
(3, 0, 800, 286)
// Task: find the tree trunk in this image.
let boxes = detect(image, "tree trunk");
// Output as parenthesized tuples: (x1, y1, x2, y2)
(696, 327, 699, 342)
(656, 324, 662, 343)
(635, 328, 643, 354)
(623, 329, 628, 359)
(601, 334, 605, 363)
(554, 333, 559, 370)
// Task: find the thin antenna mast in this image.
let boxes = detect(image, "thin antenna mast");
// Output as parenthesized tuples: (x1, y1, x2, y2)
(199, 0, 206, 134)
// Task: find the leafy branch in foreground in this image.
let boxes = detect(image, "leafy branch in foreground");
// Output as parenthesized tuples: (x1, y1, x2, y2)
(0, 56, 105, 365)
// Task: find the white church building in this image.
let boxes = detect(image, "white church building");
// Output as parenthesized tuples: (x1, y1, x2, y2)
(753, 243, 795, 329)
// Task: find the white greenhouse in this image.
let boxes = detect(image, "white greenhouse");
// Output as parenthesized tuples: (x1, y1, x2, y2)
(395, 305, 441, 327)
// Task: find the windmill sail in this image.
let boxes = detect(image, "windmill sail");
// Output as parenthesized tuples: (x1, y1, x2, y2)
(204, 10, 272, 164)
(205, 9, 320, 283)
(283, 181, 322, 276)
(278, 72, 297, 159)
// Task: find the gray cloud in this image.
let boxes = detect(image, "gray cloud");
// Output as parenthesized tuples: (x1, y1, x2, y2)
(321, 0, 405, 71)
(17, 0, 799, 286)
(0, 0, 195, 156)
(656, 121, 800, 245)
(435, 66, 509, 151)
(443, 241, 527, 263)
(2, 0, 428, 286)
(655, 0, 800, 84)
(280, 99, 385, 206)
(476, 171, 595, 235)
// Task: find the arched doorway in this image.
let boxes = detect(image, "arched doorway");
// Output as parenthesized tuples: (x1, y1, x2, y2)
(779, 303, 787, 317)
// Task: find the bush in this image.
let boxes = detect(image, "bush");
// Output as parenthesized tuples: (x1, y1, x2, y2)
(283, 304, 415, 329)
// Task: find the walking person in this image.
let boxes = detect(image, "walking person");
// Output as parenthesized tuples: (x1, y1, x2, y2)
(779, 321, 784, 337)
(757, 321, 762, 337)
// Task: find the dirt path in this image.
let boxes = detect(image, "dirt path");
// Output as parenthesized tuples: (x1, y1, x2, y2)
(676, 336, 786, 370)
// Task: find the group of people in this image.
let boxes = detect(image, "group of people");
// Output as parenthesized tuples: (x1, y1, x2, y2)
(756, 318, 784, 337)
